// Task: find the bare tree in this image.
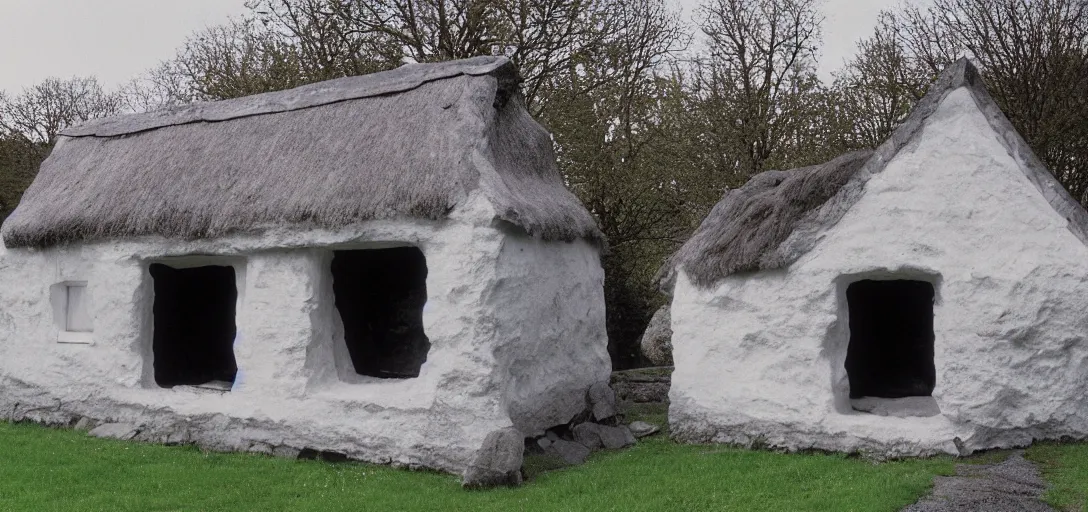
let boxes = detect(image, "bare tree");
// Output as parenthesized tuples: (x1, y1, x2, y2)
(247, 0, 402, 76)
(554, 0, 690, 250)
(497, 0, 616, 109)
(831, 13, 931, 149)
(0, 76, 123, 220)
(120, 60, 200, 112)
(0, 77, 123, 144)
(694, 0, 825, 179)
(312, 0, 506, 60)
(127, 19, 312, 105)
(245, 0, 647, 112)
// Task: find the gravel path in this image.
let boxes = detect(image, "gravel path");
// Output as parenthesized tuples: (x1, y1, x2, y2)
(902, 451, 1055, 511)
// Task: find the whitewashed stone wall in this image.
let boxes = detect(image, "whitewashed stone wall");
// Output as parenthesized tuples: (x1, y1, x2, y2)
(670, 87, 1088, 456)
(492, 233, 612, 434)
(0, 194, 609, 472)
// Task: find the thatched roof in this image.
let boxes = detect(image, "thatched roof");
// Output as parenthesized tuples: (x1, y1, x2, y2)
(661, 58, 1088, 289)
(659, 150, 873, 288)
(1, 56, 603, 248)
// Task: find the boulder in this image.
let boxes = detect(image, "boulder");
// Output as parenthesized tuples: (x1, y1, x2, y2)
(572, 422, 604, 450)
(546, 439, 591, 465)
(587, 381, 618, 422)
(639, 305, 673, 366)
(88, 423, 139, 441)
(628, 421, 661, 438)
(598, 425, 636, 449)
(462, 428, 524, 489)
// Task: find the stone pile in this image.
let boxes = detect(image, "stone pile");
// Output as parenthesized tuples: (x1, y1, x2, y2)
(462, 381, 660, 488)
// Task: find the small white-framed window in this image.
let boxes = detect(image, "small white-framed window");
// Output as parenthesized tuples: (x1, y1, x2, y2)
(65, 284, 92, 333)
(51, 281, 93, 344)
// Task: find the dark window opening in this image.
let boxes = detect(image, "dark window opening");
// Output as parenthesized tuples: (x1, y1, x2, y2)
(845, 279, 935, 399)
(150, 264, 238, 388)
(331, 247, 430, 379)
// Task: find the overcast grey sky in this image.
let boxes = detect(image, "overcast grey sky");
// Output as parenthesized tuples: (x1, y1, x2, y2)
(0, 0, 923, 95)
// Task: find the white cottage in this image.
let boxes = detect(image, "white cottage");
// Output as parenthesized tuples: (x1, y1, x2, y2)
(0, 56, 611, 473)
(660, 59, 1088, 456)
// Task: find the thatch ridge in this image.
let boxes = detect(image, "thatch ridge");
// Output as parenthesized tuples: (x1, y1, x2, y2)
(63, 56, 513, 138)
(1, 57, 603, 248)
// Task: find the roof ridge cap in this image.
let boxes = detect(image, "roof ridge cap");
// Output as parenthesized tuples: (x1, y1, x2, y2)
(63, 56, 514, 138)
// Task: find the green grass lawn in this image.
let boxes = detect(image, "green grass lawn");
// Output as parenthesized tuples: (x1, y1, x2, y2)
(0, 421, 955, 512)
(1027, 443, 1088, 511)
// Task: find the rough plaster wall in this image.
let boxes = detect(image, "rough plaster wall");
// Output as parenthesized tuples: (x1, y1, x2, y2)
(491, 231, 611, 434)
(0, 192, 607, 472)
(670, 87, 1088, 456)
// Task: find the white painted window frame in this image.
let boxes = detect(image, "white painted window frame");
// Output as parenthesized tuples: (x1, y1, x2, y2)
(53, 281, 93, 344)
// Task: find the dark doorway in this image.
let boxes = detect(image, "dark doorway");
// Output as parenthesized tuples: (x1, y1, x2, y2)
(331, 247, 430, 379)
(845, 279, 935, 399)
(150, 264, 238, 388)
